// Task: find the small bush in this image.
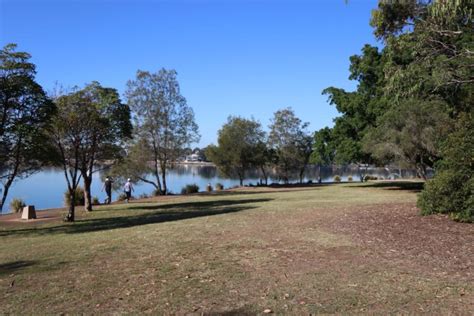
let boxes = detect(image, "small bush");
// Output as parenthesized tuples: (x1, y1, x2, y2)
(92, 196, 100, 205)
(333, 175, 341, 182)
(215, 183, 224, 191)
(347, 176, 353, 182)
(64, 187, 85, 206)
(206, 183, 213, 192)
(181, 184, 199, 195)
(418, 171, 473, 222)
(117, 193, 128, 201)
(364, 175, 378, 182)
(10, 198, 26, 213)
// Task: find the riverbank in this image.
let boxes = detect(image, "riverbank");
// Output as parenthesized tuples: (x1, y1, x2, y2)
(1, 181, 471, 314)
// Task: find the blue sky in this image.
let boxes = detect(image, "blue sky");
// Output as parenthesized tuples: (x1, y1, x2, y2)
(1, 0, 380, 147)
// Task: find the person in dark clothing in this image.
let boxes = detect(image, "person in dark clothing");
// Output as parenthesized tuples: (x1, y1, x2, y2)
(101, 177, 113, 204)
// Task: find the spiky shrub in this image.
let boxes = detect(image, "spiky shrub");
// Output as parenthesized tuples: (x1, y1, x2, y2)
(215, 183, 224, 191)
(348, 176, 353, 182)
(92, 196, 100, 205)
(64, 187, 85, 206)
(333, 175, 341, 182)
(10, 198, 26, 213)
(181, 184, 199, 195)
(117, 193, 128, 201)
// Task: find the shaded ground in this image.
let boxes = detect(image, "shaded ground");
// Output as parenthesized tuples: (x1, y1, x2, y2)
(0, 181, 472, 314)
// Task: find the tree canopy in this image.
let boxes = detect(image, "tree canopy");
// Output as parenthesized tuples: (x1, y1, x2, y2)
(124, 68, 200, 194)
(206, 116, 266, 186)
(50, 82, 132, 221)
(0, 43, 55, 212)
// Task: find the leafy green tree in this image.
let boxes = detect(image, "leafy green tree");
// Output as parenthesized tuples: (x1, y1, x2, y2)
(50, 83, 132, 221)
(125, 69, 200, 194)
(322, 45, 387, 180)
(310, 127, 335, 183)
(0, 44, 55, 212)
(363, 99, 452, 179)
(268, 108, 313, 184)
(206, 116, 265, 186)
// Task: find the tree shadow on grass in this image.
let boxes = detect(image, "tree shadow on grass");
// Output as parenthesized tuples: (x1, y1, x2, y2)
(350, 181, 424, 193)
(128, 198, 272, 211)
(0, 198, 272, 237)
(0, 260, 37, 276)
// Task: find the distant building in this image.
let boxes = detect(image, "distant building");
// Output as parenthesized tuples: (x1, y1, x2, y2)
(185, 153, 201, 162)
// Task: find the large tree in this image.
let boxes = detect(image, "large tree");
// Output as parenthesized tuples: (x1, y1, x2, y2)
(0, 44, 55, 212)
(363, 99, 452, 179)
(50, 83, 132, 221)
(322, 44, 388, 179)
(206, 116, 266, 186)
(125, 69, 200, 194)
(268, 108, 313, 184)
(367, 0, 473, 220)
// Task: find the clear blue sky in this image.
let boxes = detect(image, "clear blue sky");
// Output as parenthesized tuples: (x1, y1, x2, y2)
(1, 0, 380, 147)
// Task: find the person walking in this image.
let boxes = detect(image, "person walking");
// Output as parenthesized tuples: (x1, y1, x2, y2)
(101, 177, 113, 204)
(123, 178, 134, 203)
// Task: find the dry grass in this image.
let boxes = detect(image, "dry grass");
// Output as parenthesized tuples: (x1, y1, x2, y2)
(0, 181, 472, 314)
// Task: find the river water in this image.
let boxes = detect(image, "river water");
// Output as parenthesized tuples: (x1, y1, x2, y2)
(1, 164, 411, 213)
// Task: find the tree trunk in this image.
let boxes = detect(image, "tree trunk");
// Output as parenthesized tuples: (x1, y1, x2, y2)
(83, 175, 93, 212)
(318, 164, 322, 183)
(238, 171, 244, 186)
(161, 166, 167, 195)
(299, 166, 305, 184)
(260, 166, 268, 185)
(0, 181, 13, 213)
(64, 189, 75, 222)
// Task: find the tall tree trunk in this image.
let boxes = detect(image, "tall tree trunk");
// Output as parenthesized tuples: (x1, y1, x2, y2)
(0, 181, 13, 213)
(153, 158, 163, 195)
(64, 189, 75, 222)
(260, 166, 268, 185)
(83, 175, 93, 212)
(318, 164, 322, 183)
(299, 166, 305, 184)
(161, 166, 167, 195)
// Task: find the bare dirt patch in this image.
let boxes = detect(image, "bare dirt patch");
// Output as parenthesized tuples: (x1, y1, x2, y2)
(324, 202, 473, 282)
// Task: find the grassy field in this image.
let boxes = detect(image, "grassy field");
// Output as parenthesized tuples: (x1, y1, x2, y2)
(0, 182, 472, 314)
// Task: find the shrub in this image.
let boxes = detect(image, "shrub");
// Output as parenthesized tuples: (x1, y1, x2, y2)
(347, 176, 353, 182)
(364, 175, 378, 181)
(418, 113, 473, 222)
(64, 187, 85, 206)
(92, 196, 100, 205)
(139, 193, 149, 199)
(333, 175, 341, 182)
(418, 171, 473, 222)
(117, 193, 128, 201)
(206, 183, 213, 192)
(10, 198, 26, 213)
(215, 183, 224, 191)
(181, 184, 199, 195)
